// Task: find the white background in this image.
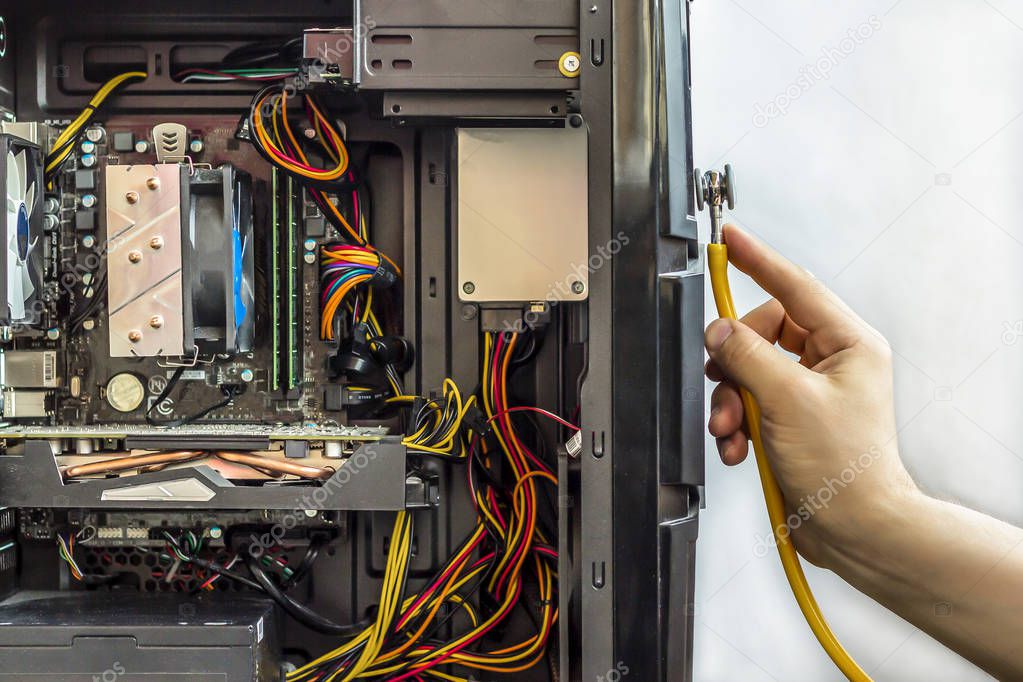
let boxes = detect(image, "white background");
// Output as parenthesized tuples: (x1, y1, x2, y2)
(691, 1, 1023, 680)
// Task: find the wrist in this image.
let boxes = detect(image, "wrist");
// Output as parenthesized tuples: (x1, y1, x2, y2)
(814, 463, 926, 574)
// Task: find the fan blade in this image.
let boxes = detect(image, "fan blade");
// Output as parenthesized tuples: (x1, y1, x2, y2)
(7, 258, 23, 321)
(20, 263, 34, 303)
(14, 151, 26, 201)
(24, 181, 35, 219)
(6, 151, 18, 205)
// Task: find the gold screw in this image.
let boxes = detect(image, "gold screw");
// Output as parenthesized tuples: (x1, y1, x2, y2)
(128, 330, 143, 343)
(146, 177, 160, 190)
(148, 236, 164, 250)
(125, 191, 140, 205)
(149, 316, 164, 329)
(128, 250, 143, 264)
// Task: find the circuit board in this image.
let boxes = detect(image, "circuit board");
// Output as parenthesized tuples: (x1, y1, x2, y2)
(5, 115, 384, 433)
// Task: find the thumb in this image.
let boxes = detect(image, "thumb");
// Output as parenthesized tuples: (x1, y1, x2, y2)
(705, 318, 804, 402)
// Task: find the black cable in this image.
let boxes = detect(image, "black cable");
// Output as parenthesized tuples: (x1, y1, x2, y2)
(68, 275, 107, 332)
(283, 540, 323, 589)
(145, 366, 240, 427)
(245, 551, 367, 637)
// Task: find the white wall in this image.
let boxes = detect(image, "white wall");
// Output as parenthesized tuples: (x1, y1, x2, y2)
(691, 1, 1023, 680)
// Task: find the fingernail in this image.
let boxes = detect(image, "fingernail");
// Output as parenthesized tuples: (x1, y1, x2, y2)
(705, 320, 733, 352)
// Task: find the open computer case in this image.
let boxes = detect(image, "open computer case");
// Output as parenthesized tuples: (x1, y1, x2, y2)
(0, 1, 702, 680)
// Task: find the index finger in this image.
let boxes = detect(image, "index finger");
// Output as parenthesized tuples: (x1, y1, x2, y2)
(722, 224, 864, 335)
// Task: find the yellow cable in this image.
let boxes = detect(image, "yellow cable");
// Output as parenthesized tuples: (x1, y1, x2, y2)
(45, 71, 148, 179)
(708, 243, 870, 682)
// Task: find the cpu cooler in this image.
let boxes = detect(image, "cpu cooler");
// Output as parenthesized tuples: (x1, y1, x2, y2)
(0, 134, 44, 328)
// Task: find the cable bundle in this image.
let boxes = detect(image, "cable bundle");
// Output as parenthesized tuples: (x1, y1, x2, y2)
(289, 332, 564, 681)
(320, 245, 398, 341)
(398, 379, 480, 460)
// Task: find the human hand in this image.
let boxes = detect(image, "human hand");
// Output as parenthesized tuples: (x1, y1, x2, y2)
(705, 225, 919, 566)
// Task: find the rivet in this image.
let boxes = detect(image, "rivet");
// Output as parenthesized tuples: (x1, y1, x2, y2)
(149, 316, 164, 329)
(128, 250, 143, 264)
(128, 330, 143, 343)
(146, 177, 160, 190)
(148, 236, 164, 250)
(125, 191, 140, 204)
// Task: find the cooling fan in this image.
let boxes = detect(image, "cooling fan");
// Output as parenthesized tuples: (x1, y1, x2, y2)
(0, 134, 43, 327)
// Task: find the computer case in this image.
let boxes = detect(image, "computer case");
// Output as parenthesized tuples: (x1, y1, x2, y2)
(0, 1, 702, 679)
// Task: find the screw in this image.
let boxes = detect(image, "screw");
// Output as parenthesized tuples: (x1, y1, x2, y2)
(590, 4, 599, 12)
(83, 320, 96, 331)
(562, 54, 581, 74)
(146, 177, 160, 190)
(303, 128, 317, 139)
(462, 282, 476, 295)
(149, 316, 164, 329)
(128, 330, 143, 343)
(303, 509, 318, 518)
(128, 250, 143, 264)
(148, 236, 164, 250)
(460, 304, 478, 321)
(571, 281, 585, 294)
(125, 191, 140, 205)
(569, 114, 584, 128)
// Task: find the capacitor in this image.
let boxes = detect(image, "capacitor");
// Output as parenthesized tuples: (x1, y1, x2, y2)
(84, 127, 105, 144)
(75, 439, 94, 455)
(80, 194, 97, 209)
(240, 368, 254, 383)
(46, 328, 60, 341)
(324, 441, 343, 459)
(134, 139, 150, 154)
(43, 214, 59, 231)
(303, 239, 317, 252)
(82, 320, 96, 331)
(69, 375, 82, 399)
(80, 154, 97, 168)
(44, 197, 61, 214)
(208, 526, 224, 540)
(303, 252, 317, 264)
(80, 140, 96, 155)
(189, 137, 205, 154)
(81, 235, 96, 249)
(106, 373, 146, 413)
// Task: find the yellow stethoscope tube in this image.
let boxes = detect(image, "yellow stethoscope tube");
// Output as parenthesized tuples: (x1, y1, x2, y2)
(708, 243, 871, 682)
